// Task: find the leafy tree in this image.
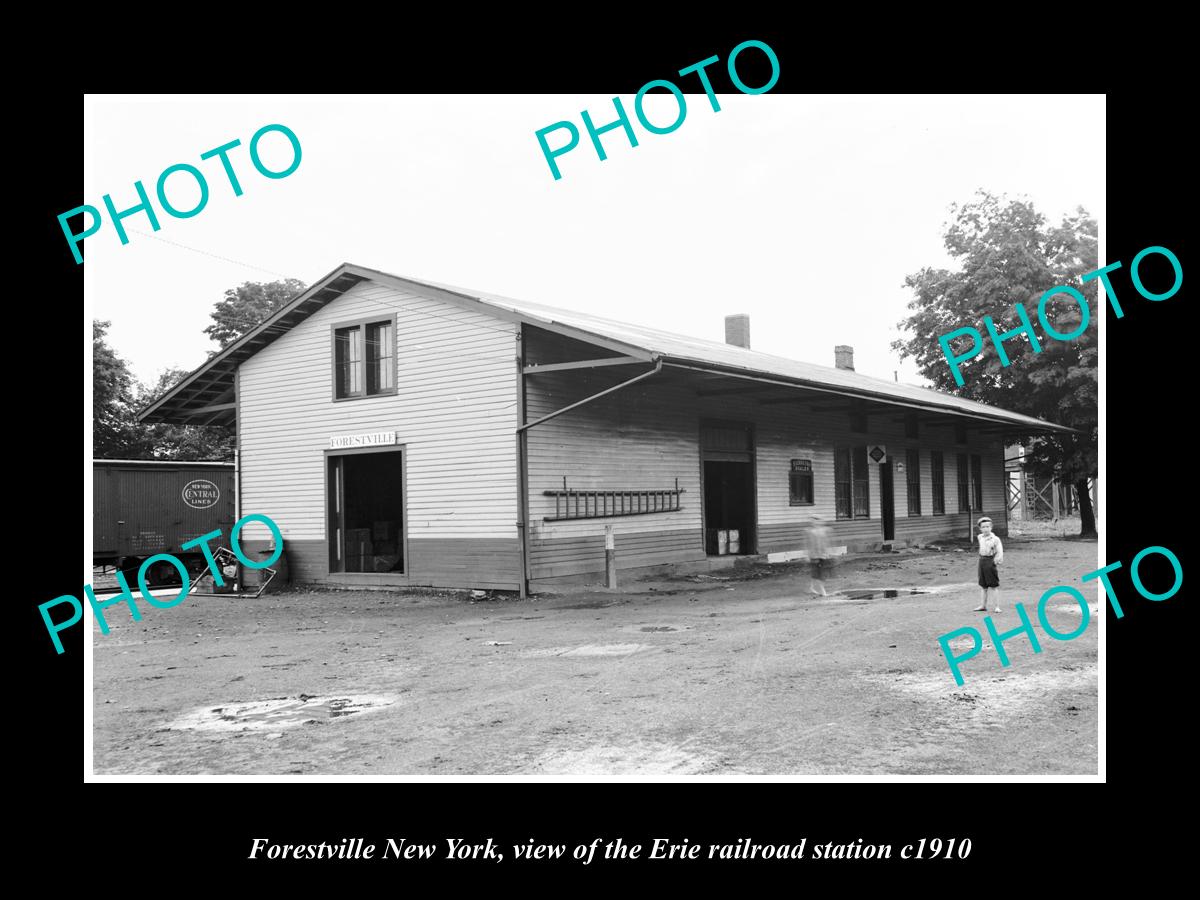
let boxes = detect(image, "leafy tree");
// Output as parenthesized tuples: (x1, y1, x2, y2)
(892, 192, 1098, 537)
(204, 278, 307, 349)
(95, 279, 304, 460)
(134, 368, 235, 461)
(93, 327, 234, 460)
(93, 321, 152, 458)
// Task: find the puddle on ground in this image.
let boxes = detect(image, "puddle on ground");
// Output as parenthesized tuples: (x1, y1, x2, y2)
(556, 600, 627, 610)
(519, 644, 651, 659)
(167, 694, 396, 733)
(827, 583, 976, 601)
(837, 588, 927, 600)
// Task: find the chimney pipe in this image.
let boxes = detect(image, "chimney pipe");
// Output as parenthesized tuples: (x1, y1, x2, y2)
(725, 314, 751, 349)
(835, 345, 854, 370)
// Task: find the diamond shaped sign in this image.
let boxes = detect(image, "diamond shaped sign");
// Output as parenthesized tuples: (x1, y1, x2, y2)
(868, 446, 886, 464)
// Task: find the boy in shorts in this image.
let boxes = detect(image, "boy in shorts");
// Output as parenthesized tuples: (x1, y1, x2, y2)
(973, 516, 1003, 612)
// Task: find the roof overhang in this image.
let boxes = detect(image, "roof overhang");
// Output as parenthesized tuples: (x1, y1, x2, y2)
(659, 361, 1076, 435)
(138, 267, 370, 425)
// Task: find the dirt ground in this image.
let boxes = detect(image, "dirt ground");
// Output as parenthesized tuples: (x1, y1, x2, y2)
(92, 537, 1099, 776)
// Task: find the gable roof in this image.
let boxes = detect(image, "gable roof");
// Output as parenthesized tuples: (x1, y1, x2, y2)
(139, 262, 1070, 433)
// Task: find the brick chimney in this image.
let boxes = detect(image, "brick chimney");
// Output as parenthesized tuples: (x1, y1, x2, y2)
(725, 314, 750, 349)
(835, 345, 854, 370)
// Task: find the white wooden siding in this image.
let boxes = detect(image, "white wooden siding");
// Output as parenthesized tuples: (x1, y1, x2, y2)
(237, 280, 519, 544)
(526, 372, 699, 543)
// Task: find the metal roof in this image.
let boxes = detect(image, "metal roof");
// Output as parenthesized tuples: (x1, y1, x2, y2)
(139, 262, 1070, 433)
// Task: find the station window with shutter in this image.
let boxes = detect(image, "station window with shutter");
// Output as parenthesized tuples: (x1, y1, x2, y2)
(789, 459, 813, 506)
(853, 447, 870, 516)
(835, 448, 851, 518)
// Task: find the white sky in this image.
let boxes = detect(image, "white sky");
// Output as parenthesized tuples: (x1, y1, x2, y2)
(83, 94, 1104, 387)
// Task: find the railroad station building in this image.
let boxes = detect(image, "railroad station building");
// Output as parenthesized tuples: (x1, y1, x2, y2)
(141, 263, 1069, 595)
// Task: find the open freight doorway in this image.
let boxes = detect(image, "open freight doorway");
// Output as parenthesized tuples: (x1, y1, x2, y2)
(328, 448, 406, 574)
(700, 422, 756, 555)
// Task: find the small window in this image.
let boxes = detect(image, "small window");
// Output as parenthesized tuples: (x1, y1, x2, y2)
(955, 422, 967, 444)
(906, 448, 921, 516)
(789, 459, 813, 506)
(334, 318, 396, 400)
(957, 452, 970, 512)
(905, 412, 919, 439)
(971, 454, 983, 512)
(931, 450, 945, 516)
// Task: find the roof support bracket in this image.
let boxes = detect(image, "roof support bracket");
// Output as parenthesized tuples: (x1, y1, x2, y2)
(518, 359, 663, 433)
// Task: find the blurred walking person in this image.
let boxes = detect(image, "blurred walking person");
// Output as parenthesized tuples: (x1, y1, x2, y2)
(807, 516, 832, 597)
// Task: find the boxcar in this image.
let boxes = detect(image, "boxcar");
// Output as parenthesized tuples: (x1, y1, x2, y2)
(93, 460, 236, 582)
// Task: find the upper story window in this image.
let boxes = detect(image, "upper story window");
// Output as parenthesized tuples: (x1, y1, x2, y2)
(904, 412, 919, 439)
(334, 318, 396, 400)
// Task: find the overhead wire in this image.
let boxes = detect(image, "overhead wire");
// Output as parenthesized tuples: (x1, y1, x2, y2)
(128, 227, 527, 339)
(127, 228, 303, 280)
